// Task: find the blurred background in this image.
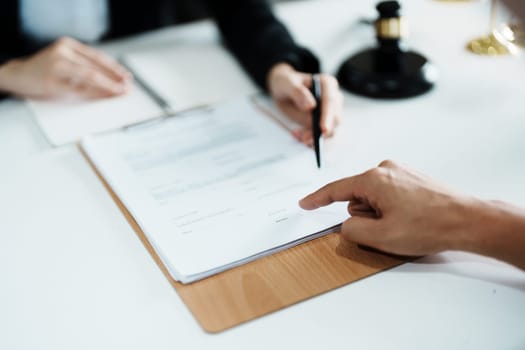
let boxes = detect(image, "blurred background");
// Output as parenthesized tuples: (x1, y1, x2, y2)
(164, 0, 298, 24)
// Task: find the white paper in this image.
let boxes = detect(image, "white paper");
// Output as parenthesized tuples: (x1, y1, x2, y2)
(123, 44, 259, 112)
(253, 95, 303, 132)
(28, 85, 163, 146)
(81, 98, 347, 283)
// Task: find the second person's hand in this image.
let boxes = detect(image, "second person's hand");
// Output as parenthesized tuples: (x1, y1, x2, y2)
(267, 63, 343, 145)
(298, 160, 479, 256)
(0, 37, 132, 100)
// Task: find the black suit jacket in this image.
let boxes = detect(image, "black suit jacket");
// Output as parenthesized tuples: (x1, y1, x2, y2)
(0, 0, 319, 91)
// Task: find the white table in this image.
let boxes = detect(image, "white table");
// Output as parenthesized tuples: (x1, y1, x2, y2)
(1, 1, 525, 349)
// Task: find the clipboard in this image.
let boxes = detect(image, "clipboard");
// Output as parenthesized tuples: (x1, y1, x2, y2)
(80, 146, 408, 333)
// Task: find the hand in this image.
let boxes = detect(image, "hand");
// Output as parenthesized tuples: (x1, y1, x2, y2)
(299, 160, 477, 256)
(267, 63, 343, 145)
(0, 37, 132, 99)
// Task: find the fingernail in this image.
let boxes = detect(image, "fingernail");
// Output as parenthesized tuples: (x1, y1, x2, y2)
(301, 99, 309, 109)
(121, 71, 133, 81)
(302, 134, 313, 143)
(299, 198, 316, 210)
(303, 97, 314, 109)
(291, 130, 301, 140)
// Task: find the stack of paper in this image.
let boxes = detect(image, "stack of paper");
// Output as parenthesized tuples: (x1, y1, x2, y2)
(81, 98, 347, 283)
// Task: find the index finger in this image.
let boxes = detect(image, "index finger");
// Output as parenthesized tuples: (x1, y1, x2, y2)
(299, 175, 363, 210)
(71, 41, 131, 82)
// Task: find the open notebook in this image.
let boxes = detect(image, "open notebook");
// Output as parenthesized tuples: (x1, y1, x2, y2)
(28, 44, 258, 146)
(81, 97, 348, 284)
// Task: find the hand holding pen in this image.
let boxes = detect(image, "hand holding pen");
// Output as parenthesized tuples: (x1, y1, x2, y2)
(267, 63, 343, 147)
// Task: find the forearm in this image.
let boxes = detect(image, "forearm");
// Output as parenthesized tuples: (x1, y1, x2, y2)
(205, 0, 319, 90)
(0, 60, 17, 96)
(0, 58, 29, 97)
(453, 198, 525, 270)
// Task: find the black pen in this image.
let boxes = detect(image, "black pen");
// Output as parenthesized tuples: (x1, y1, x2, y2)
(310, 74, 323, 168)
(118, 57, 176, 116)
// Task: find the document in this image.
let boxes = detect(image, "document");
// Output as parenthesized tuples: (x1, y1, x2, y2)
(81, 98, 347, 283)
(253, 95, 303, 132)
(29, 85, 163, 146)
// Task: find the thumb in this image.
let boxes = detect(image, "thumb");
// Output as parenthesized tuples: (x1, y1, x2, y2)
(340, 216, 383, 248)
(288, 77, 316, 111)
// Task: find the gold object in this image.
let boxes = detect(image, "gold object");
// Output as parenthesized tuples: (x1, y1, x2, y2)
(466, 0, 514, 55)
(375, 17, 408, 39)
(467, 32, 513, 55)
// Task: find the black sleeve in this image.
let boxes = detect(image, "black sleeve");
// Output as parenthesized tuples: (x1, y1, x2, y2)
(0, 0, 25, 100)
(203, 0, 320, 91)
(0, 55, 15, 66)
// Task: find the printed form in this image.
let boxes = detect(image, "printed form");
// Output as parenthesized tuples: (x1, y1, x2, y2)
(81, 98, 347, 283)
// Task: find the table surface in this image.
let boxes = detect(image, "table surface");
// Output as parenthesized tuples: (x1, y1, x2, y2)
(1, 0, 525, 349)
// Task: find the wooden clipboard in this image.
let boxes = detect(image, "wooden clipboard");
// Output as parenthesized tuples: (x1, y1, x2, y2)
(80, 146, 407, 333)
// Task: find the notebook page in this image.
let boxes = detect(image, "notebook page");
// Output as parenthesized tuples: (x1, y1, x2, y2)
(29, 84, 162, 146)
(123, 44, 258, 111)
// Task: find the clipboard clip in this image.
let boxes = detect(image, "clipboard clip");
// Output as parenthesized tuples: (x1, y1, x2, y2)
(123, 103, 215, 133)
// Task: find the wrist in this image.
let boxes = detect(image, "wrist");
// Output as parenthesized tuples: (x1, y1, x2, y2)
(450, 197, 525, 266)
(444, 196, 489, 252)
(0, 59, 22, 93)
(437, 195, 490, 253)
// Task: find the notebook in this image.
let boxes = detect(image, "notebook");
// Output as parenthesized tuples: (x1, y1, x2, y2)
(29, 85, 163, 146)
(29, 44, 258, 146)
